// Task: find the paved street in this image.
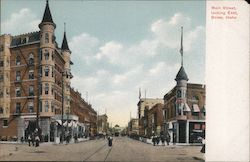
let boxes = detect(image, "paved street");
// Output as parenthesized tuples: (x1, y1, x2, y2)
(0, 137, 204, 161)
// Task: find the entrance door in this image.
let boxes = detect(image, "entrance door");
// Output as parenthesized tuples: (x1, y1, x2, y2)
(179, 121, 186, 143)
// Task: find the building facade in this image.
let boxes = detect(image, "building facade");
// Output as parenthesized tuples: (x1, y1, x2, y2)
(137, 98, 163, 136)
(0, 1, 97, 142)
(97, 114, 108, 135)
(128, 118, 139, 136)
(147, 103, 164, 137)
(163, 67, 206, 144)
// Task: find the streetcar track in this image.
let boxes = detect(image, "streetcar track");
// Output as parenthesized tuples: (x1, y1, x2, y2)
(82, 142, 107, 162)
(82, 138, 116, 162)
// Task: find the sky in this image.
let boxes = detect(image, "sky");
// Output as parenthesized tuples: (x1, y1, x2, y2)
(1, 0, 205, 127)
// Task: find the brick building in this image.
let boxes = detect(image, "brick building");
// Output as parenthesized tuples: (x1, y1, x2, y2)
(0, 0, 97, 142)
(162, 67, 206, 144)
(147, 103, 164, 137)
(137, 98, 163, 136)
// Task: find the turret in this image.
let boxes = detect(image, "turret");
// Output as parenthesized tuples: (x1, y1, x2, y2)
(38, 0, 56, 117)
(61, 24, 72, 116)
(175, 27, 190, 116)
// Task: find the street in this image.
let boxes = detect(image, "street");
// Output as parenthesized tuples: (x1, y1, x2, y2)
(0, 137, 204, 161)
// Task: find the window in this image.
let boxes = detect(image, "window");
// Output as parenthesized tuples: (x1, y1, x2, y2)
(0, 75, 3, 82)
(52, 51, 54, 60)
(29, 86, 34, 96)
(16, 56, 21, 65)
(16, 103, 21, 113)
(39, 101, 42, 112)
(45, 83, 49, 95)
(16, 71, 21, 81)
(0, 61, 4, 67)
(51, 84, 54, 95)
(44, 66, 49, 76)
(44, 50, 49, 60)
(45, 33, 49, 43)
(16, 87, 21, 97)
(45, 101, 49, 112)
(0, 45, 4, 52)
(29, 70, 34, 79)
(3, 120, 8, 127)
(39, 66, 42, 76)
(39, 50, 43, 60)
(28, 102, 34, 113)
(28, 53, 34, 65)
(0, 90, 3, 98)
(6, 88, 9, 96)
(51, 102, 54, 112)
(52, 66, 54, 77)
(0, 107, 3, 114)
(177, 90, 181, 98)
(39, 84, 43, 95)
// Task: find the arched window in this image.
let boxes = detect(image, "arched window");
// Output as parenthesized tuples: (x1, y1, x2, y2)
(45, 83, 49, 95)
(177, 90, 181, 98)
(16, 56, 21, 65)
(28, 53, 34, 65)
(45, 33, 49, 43)
(29, 70, 34, 79)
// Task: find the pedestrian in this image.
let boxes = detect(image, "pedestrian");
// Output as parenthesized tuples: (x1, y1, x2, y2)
(173, 133, 176, 145)
(152, 135, 156, 146)
(31, 133, 35, 146)
(28, 134, 31, 146)
(74, 134, 78, 143)
(156, 136, 160, 145)
(200, 137, 205, 153)
(21, 136, 24, 143)
(166, 133, 170, 146)
(107, 136, 113, 147)
(161, 135, 165, 146)
(35, 134, 40, 147)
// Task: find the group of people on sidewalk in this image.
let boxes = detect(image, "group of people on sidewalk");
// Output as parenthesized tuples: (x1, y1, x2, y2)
(27, 129, 40, 147)
(152, 133, 171, 146)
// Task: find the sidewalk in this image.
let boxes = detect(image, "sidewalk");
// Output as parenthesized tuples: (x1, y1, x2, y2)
(138, 138, 203, 146)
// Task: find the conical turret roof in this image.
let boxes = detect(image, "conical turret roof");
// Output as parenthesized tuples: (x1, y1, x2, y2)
(61, 32, 70, 51)
(39, 0, 56, 28)
(175, 66, 189, 81)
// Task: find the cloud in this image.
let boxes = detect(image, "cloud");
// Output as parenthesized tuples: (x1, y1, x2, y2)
(150, 12, 204, 52)
(1, 8, 40, 35)
(69, 12, 205, 126)
(69, 33, 100, 65)
(95, 41, 123, 64)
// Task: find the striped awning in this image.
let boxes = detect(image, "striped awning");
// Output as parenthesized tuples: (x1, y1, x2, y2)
(183, 103, 191, 112)
(192, 104, 200, 112)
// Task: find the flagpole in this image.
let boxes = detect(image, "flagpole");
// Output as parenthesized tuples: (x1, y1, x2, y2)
(180, 26, 183, 67)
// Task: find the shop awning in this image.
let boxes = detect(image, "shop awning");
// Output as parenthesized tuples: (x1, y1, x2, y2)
(183, 103, 191, 112)
(192, 104, 200, 112)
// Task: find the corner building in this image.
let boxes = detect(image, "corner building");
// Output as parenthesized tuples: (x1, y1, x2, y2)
(0, 1, 74, 141)
(163, 66, 206, 144)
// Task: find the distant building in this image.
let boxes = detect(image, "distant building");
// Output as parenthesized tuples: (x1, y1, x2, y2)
(128, 118, 139, 136)
(147, 103, 164, 137)
(137, 98, 163, 136)
(97, 114, 108, 135)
